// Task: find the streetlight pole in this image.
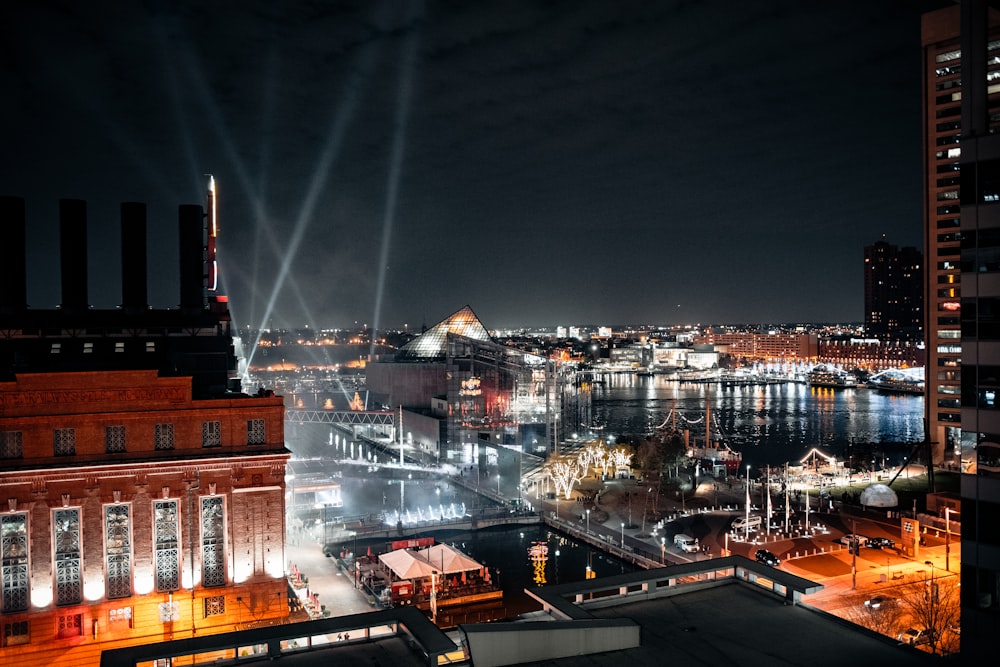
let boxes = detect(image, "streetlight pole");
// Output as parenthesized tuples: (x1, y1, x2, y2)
(497, 474, 501, 497)
(851, 519, 857, 590)
(945, 507, 951, 572)
(925, 559, 938, 633)
(744, 464, 751, 543)
(660, 537, 665, 565)
(620, 522, 625, 548)
(586, 509, 590, 534)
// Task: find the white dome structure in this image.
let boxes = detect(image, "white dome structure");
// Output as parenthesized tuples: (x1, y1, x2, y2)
(860, 483, 898, 508)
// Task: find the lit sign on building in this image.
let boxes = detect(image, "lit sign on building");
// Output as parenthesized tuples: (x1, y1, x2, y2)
(460, 377, 482, 396)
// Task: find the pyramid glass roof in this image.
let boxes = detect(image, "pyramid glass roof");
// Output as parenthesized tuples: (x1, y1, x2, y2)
(395, 305, 493, 361)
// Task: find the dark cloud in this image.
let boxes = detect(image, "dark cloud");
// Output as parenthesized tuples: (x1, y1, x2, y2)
(0, 0, 948, 330)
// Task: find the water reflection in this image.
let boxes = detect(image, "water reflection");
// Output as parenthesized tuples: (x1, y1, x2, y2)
(589, 375, 924, 467)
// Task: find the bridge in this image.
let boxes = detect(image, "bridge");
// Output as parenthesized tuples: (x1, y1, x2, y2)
(286, 409, 395, 426)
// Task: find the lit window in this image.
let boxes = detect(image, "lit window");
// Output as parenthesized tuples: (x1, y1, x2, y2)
(153, 501, 179, 592)
(54, 508, 82, 606)
(1, 514, 29, 613)
(105, 504, 132, 599)
(201, 497, 225, 587)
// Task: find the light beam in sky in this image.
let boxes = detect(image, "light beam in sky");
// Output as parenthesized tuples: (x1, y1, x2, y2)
(370, 4, 422, 359)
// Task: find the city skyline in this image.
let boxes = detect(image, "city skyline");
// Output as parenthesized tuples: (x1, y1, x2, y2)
(1, 1, 948, 330)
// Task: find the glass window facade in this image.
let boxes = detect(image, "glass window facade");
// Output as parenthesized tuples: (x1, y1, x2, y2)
(1, 513, 28, 613)
(200, 496, 225, 587)
(153, 500, 179, 592)
(105, 504, 131, 599)
(53, 508, 82, 606)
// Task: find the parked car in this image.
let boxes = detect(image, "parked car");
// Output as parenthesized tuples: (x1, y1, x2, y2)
(755, 549, 780, 567)
(863, 595, 894, 610)
(732, 515, 762, 532)
(839, 534, 868, 547)
(899, 628, 933, 646)
(866, 536, 895, 549)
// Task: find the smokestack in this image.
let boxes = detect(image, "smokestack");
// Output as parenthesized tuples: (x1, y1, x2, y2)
(178, 204, 204, 312)
(0, 196, 27, 314)
(120, 202, 148, 313)
(59, 199, 88, 312)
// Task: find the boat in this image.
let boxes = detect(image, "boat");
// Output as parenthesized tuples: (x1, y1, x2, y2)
(867, 377, 924, 395)
(656, 400, 743, 473)
(806, 365, 858, 389)
(866, 368, 925, 395)
(687, 439, 743, 473)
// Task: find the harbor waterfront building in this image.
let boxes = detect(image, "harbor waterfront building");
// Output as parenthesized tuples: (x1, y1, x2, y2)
(0, 196, 290, 665)
(366, 306, 560, 464)
(924, 0, 1000, 658)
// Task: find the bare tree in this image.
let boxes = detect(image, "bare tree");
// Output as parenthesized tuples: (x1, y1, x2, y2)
(896, 570, 960, 656)
(544, 454, 587, 500)
(843, 592, 906, 639)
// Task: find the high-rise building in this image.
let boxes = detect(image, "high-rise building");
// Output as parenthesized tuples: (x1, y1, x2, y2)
(863, 235, 923, 342)
(924, 1, 1000, 657)
(923, 6, 967, 466)
(0, 194, 289, 665)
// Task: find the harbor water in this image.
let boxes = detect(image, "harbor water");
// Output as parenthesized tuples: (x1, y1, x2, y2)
(588, 373, 924, 469)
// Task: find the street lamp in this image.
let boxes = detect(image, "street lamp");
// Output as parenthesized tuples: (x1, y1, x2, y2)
(660, 537, 665, 565)
(586, 509, 590, 534)
(945, 507, 951, 572)
(744, 464, 751, 543)
(620, 522, 625, 548)
(925, 560, 939, 619)
(497, 474, 501, 496)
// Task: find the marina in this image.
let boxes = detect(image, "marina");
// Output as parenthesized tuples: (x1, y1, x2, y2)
(588, 371, 925, 470)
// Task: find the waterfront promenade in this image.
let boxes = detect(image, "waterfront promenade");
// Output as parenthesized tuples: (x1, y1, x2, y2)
(285, 456, 954, 637)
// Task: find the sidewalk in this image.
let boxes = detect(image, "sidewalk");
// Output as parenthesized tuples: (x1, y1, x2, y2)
(285, 535, 377, 619)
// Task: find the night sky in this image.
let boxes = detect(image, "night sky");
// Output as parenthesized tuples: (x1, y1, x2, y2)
(1, 1, 950, 331)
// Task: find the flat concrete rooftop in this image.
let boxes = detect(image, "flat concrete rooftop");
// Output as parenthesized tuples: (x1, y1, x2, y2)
(514, 581, 939, 667)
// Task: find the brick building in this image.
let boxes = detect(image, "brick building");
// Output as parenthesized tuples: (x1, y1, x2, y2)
(0, 193, 289, 666)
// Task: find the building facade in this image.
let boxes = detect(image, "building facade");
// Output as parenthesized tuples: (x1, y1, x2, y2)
(367, 306, 556, 463)
(923, 6, 967, 463)
(863, 235, 924, 342)
(694, 331, 819, 362)
(0, 194, 290, 666)
(926, 1, 1000, 657)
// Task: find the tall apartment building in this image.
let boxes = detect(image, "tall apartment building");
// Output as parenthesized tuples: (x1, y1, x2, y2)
(924, 6, 968, 465)
(863, 235, 924, 342)
(0, 194, 289, 666)
(924, 1, 1000, 657)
